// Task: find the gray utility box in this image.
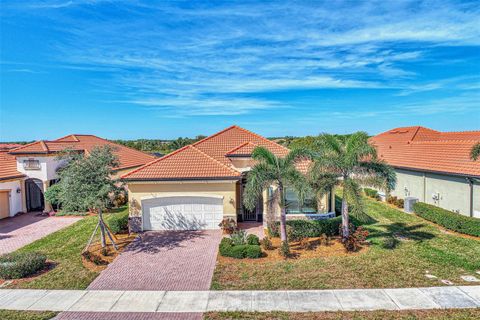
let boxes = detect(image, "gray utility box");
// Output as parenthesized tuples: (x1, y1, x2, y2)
(404, 197, 418, 213)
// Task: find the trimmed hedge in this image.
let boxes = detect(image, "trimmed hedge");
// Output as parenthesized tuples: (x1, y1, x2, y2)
(108, 210, 129, 234)
(219, 237, 262, 259)
(246, 234, 260, 245)
(413, 202, 480, 237)
(269, 216, 343, 238)
(0, 252, 47, 279)
(363, 188, 379, 199)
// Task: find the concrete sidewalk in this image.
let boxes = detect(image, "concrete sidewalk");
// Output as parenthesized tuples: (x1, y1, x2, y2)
(0, 286, 479, 313)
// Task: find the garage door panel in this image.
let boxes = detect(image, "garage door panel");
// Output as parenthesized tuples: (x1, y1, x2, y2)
(142, 196, 223, 231)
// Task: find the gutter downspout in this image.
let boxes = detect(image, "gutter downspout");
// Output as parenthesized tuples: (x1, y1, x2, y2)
(467, 177, 474, 217)
(423, 172, 427, 203)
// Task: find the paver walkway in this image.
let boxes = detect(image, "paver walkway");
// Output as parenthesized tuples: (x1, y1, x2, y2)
(0, 286, 478, 313)
(88, 230, 222, 290)
(0, 213, 82, 254)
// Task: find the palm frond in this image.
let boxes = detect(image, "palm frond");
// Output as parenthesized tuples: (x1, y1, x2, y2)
(471, 142, 480, 161)
(251, 146, 278, 167)
(343, 178, 370, 222)
(243, 162, 275, 211)
(284, 147, 313, 166)
(357, 160, 397, 192)
(317, 134, 343, 157)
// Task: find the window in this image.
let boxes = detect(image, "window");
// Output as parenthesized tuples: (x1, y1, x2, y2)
(23, 159, 41, 170)
(285, 187, 317, 214)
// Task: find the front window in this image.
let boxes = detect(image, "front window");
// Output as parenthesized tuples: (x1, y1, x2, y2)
(23, 159, 41, 170)
(285, 187, 316, 214)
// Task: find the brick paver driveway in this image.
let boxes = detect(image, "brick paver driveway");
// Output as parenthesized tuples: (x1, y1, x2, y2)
(88, 230, 222, 291)
(0, 213, 82, 254)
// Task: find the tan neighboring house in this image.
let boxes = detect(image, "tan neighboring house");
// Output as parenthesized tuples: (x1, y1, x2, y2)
(370, 126, 480, 217)
(0, 135, 155, 218)
(122, 125, 335, 232)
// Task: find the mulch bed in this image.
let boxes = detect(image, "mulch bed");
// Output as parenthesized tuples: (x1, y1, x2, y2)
(219, 236, 367, 264)
(81, 233, 137, 272)
(0, 261, 57, 288)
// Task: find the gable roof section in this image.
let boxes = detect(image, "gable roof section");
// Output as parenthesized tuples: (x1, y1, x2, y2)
(122, 125, 289, 181)
(9, 135, 155, 171)
(0, 151, 25, 181)
(370, 126, 480, 177)
(0, 143, 23, 151)
(122, 145, 241, 180)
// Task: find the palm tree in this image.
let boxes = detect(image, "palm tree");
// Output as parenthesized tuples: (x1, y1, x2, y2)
(309, 132, 396, 239)
(471, 142, 480, 161)
(243, 146, 311, 243)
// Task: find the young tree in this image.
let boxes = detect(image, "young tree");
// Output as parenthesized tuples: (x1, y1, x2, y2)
(309, 132, 396, 239)
(243, 146, 311, 244)
(471, 142, 480, 161)
(54, 145, 122, 252)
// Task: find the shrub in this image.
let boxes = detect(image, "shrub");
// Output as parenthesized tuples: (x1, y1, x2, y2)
(230, 230, 247, 245)
(286, 224, 304, 242)
(218, 218, 237, 234)
(342, 224, 369, 252)
(269, 216, 343, 238)
(0, 252, 47, 279)
(386, 196, 404, 209)
(108, 210, 129, 234)
(245, 245, 262, 258)
(363, 188, 379, 200)
(219, 237, 234, 256)
(395, 198, 404, 209)
(44, 184, 62, 208)
(246, 234, 260, 245)
(260, 237, 273, 250)
(413, 202, 480, 237)
(279, 241, 290, 257)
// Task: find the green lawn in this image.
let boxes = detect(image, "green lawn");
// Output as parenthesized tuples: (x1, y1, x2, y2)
(0, 310, 58, 320)
(204, 309, 480, 320)
(8, 207, 128, 290)
(211, 197, 480, 290)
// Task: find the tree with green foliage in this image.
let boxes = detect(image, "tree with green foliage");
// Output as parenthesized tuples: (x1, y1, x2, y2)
(471, 142, 480, 161)
(309, 132, 396, 239)
(243, 146, 311, 246)
(52, 145, 122, 252)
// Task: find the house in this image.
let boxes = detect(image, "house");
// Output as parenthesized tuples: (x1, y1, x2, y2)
(122, 125, 335, 232)
(370, 126, 480, 217)
(0, 135, 155, 218)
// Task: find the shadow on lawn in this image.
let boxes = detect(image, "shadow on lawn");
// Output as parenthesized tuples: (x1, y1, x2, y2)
(368, 222, 435, 250)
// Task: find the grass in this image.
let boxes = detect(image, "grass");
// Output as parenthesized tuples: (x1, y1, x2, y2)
(204, 309, 480, 320)
(211, 197, 480, 290)
(6, 206, 129, 290)
(0, 310, 58, 320)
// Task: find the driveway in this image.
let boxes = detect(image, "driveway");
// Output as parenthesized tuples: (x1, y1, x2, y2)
(0, 213, 82, 254)
(88, 230, 222, 291)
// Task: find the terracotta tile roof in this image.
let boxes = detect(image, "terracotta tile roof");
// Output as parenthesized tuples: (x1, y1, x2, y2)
(0, 143, 23, 151)
(0, 151, 25, 181)
(122, 145, 241, 180)
(122, 125, 290, 180)
(9, 135, 155, 171)
(370, 126, 480, 177)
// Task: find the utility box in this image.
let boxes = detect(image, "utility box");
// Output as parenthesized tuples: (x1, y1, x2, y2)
(404, 197, 418, 213)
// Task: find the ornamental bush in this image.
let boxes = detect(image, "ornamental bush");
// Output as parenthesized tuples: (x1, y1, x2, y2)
(108, 210, 129, 234)
(413, 202, 480, 237)
(218, 237, 262, 259)
(246, 234, 260, 245)
(363, 188, 379, 199)
(0, 252, 47, 279)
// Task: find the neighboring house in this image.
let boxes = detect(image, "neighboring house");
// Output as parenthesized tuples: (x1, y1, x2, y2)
(370, 126, 480, 218)
(0, 135, 155, 218)
(123, 125, 335, 232)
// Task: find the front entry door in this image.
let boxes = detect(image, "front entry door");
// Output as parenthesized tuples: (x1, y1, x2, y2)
(243, 206, 257, 221)
(26, 179, 44, 212)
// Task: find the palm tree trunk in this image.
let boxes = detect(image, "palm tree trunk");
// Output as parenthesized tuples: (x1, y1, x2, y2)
(341, 189, 350, 239)
(278, 184, 288, 242)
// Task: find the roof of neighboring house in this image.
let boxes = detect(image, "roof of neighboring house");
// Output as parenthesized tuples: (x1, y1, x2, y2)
(9, 134, 156, 171)
(0, 143, 23, 151)
(0, 151, 25, 181)
(123, 125, 290, 181)
(370, 126, 480, 178)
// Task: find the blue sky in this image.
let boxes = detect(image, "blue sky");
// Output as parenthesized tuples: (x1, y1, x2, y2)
(1, 0, 479, 141)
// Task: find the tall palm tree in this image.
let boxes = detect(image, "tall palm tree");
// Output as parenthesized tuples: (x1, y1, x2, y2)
(309, 132, 396, 239)
(243, 146, 311, 243)
(471, 142, 480, 161)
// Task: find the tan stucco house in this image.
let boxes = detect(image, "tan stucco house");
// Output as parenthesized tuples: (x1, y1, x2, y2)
(123, 126, 335, 232)
(370, 126, 480, 217)
(0, 135, 155, 219)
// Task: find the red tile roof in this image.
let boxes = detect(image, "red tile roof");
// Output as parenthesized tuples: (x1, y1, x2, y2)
(9, 135, 155, 171)
(370, 126, 480, 177)
(0, 151, 25, 181)
(0, 143, 23, 151)
(225, 142, 258, 157)
(122, 125, 290, 180)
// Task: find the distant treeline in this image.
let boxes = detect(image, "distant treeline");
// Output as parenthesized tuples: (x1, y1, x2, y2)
(113, 136, 207, 155)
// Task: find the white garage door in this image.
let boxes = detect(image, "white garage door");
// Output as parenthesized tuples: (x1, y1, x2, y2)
(142, 196, 224, 231)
